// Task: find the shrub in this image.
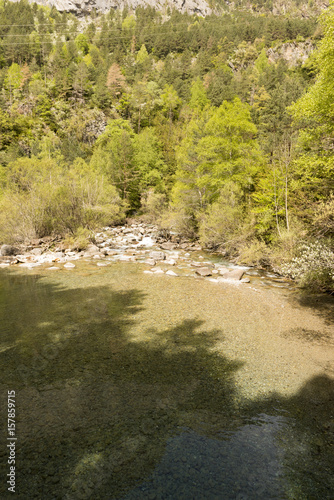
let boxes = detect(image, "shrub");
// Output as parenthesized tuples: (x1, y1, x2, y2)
(140, 189, 167, 222)
(269, 218, 308, 269)
(237, 239, 269, 266)
(0, 157, 126, 244)
(198, 183, 245, 250)
(62, 227, 93, 251)
(159, 207, 198, 240)
(280, 241, 334, 292)
(312, 193, 334, 237)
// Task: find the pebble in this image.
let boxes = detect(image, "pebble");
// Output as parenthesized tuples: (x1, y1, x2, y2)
(64, 262, 75, 268)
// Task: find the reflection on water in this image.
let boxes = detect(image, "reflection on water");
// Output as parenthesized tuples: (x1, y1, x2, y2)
(0, 264, 333, 499)
(124, 415, 287, 500)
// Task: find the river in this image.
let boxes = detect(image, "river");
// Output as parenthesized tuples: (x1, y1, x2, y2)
(0, 259, 333, 499)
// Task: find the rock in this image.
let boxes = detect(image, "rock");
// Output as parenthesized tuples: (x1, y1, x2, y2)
(19, 262, 41, 268)
(31, 248, 43, 256)
(267, 41, 315, 68)
(166, 270, 178, 276)
(47, 267, 59, 270)
(241, 277, 250, 283)
(145, 259, 156, 266)
(16, 0, 213, 17)
(212, 269, 219, 274)
(119, 255, 134, 261)
(152, 267, 164, 274)
(83, 244, 100, 256)
(165, 259, 177, 266)
(221, 269, 244, 280)
(195, 267, 212, 277)
(150, 251, 166, 260)
(1, 244, 18, 256)
(0, 255, 18, 263)
(64, 262, 75, 268)
(160, 242, 176, 251)
(218, 267, 230, 275)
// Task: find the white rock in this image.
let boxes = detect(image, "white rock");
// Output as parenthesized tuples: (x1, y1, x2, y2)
(152, 267, 164, 274)
(19, 262, 41, 268)
(64, 262, 75, 268)
(140, 237, 155, 247)
(119, 255, 133, 261)
(166, 270, 178, 276)
(47, 267, 59, 270)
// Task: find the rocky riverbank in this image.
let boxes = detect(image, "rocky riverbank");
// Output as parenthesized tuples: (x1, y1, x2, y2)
(0, 221, 292, 286)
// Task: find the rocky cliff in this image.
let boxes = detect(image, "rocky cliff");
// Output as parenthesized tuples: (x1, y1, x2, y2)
(17, 0, 212, 16)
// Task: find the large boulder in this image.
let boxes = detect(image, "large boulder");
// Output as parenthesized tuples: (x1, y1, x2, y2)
(195, 267, 212, 277)
(0, 245, 19, 256)
(160, 242, 176, 251)
(83, 244, 100, 256)
(221, 269, 244, 281)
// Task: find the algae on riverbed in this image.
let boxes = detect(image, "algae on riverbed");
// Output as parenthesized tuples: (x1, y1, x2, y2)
(0, 262, 333, 499)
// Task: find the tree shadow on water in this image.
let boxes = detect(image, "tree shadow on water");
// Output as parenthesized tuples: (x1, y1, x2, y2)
(0, 271, 333, 499)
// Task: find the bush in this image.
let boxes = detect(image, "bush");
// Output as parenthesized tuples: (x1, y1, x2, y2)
(312, 193, 334, 237)
(237, 239, 269, 266)
(268, 218, 308, 269)
(198, 183, 245, 250)
(280, 241, 334, 292)
(159, 207, 198, 240)
(62, 227, 94, 251)
(0, 157, 126, 244)
(140, 189, 167, 222)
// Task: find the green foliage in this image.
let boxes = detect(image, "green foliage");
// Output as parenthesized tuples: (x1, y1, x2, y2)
(0, 0, 328, 284)
(0, 157, 125, 243)
(62, 226, 94, 250)
(140, 188, 167, 221)
(189, 77, 210, 111)
(198, 182, 245, 249)
(173, 98, 263, 216)
(312, 193, 334, 237)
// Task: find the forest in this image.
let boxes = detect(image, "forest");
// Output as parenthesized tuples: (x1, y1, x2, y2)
(0, 0, 334, 291)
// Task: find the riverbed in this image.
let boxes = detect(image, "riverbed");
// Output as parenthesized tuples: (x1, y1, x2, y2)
(0, 259, 333, 499)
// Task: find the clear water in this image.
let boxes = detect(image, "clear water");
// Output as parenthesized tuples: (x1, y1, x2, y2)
(0, 262, 333, 499)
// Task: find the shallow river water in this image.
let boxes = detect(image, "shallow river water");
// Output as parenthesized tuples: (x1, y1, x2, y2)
(0, 260, 333, 499)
